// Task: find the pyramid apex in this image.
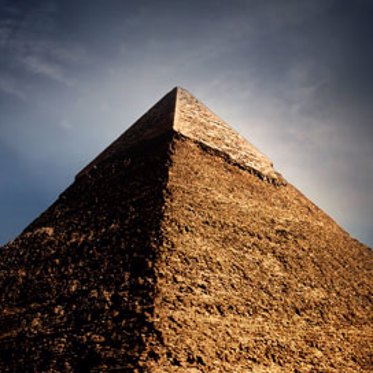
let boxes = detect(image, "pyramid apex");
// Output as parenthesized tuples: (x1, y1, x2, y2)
(172, 85, 191, 96)
(173, 85, 187, 91)
(78, 87, 284, 183)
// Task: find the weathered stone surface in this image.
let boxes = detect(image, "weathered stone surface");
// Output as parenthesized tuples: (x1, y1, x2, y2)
(0, 87, 372, 372)
(148, 135, 372, 372)
(174, 88, 280, 182)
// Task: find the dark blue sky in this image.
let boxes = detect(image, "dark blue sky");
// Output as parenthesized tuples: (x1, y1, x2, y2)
(1, 0, 372, 246)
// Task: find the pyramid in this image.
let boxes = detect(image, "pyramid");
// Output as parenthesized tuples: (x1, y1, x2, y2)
(0, 87, 372, 372)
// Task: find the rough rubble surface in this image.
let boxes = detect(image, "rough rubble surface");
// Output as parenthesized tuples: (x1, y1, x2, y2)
(0, 87, 372, 372)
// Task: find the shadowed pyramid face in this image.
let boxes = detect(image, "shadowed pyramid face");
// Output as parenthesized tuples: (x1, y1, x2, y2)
(0, 88, 372, 372)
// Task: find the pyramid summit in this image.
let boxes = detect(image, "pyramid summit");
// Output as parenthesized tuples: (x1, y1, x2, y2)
(0, 88, 372, 372)
(78, 87, 283, 183)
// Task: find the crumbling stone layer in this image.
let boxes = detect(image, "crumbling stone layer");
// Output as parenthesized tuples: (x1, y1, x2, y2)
(0, 87, 372, 372)
(146, 135, 372, 372)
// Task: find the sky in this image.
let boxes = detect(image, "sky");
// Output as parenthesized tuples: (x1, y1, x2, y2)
(0, 0, 372, 247)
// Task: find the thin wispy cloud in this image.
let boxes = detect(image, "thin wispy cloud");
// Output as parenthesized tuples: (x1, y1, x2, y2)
(0, 0, 90, 89)
(21, 55, 75, 86)
(0, 73, 27, 100)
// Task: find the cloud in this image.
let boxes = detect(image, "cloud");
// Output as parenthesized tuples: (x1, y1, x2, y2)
(21, 55, 75, 86)
(0, 0, 90, 88)
(59, 119, 73, 130)
(0, 73, 27, 100)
